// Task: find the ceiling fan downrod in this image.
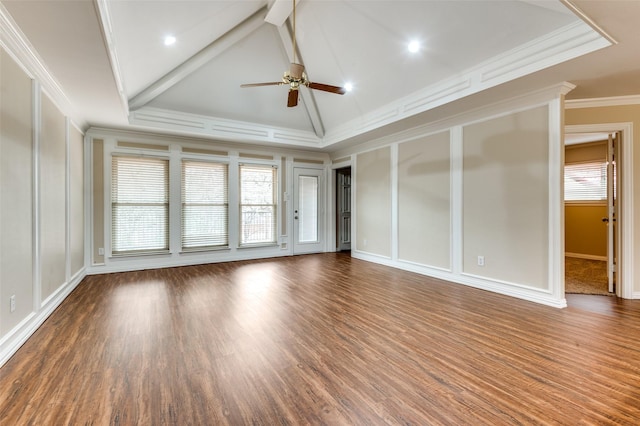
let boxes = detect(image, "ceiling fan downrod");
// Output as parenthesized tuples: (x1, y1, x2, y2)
(239, 0, 347, 107)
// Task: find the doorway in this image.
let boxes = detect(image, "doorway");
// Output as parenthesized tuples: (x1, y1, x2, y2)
(564, 123, 632, 299)
(336, 167, 351, 252)
(564, 135, 616, 295)
(293, 167, 324, 254)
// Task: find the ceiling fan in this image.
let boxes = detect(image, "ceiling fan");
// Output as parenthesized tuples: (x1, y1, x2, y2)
(240, 0, 346, 107)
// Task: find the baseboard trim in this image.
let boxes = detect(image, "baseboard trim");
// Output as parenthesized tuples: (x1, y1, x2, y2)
(0, 268, 87, 368)
(565, 252, 607, 261)
(352, 252, 566, 309)
(87, 250, 291, 275)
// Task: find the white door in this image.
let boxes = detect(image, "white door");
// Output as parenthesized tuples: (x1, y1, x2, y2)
(293, 168, 324, 254)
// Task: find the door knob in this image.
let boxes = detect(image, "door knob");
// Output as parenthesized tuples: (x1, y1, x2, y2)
(602, 217, 609, 223)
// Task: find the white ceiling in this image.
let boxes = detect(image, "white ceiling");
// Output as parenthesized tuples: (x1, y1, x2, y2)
(2, 0, 640, 151)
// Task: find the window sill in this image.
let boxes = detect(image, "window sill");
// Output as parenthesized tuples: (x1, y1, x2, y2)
(565, 201, 607, 206)
(110, 250, 171, 259)
(180, 246, 230, 254)
(238, 243, 279, 249)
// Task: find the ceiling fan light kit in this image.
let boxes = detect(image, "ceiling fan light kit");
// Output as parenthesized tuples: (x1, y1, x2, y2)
(241, 0, 346, 107)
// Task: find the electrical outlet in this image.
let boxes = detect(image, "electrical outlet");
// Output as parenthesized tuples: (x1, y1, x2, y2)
(10, 295, 16, 313)
(98, 248, 105, 256)
(477, 256, 485, 267)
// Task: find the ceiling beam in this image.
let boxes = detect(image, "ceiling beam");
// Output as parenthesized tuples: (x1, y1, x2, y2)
(517, 0, 574, 15)
(128, 6, 267, 111)
(276, 23, 325, 138)
(559, 0, 617, 45)
(264, 0, 301, 27)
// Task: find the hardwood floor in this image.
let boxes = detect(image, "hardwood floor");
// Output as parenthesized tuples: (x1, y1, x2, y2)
(1, 253, 639, 425)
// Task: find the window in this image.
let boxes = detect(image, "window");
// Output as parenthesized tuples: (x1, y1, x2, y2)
(111, 156, 169, 254)
(564, 161, 607, 202)
(298, 175, 319, 243)
(239, 164, 277, 246)
(182, 160, 228, 250)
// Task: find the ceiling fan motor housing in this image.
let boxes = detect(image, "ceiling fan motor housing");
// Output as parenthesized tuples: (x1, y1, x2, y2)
(289, 63, 304, 80)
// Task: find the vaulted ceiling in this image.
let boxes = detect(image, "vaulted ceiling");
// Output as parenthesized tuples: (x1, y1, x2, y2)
(3, 0, 640, 151)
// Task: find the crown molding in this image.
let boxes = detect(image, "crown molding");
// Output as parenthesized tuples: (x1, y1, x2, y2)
(329, 81, 573, 159)
(85, 126, 331, 159)
(0, 3, 86, 129)
(129, 106, 321, 148)
(565, 94, 640, 109)
(114, 10, 608, 151)
(322, 20, 609, 148)
(129, 80, 574, 155)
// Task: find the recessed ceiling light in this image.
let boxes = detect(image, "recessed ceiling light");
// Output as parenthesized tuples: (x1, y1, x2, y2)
(407, 40, 420, 53)
(344, 82, 353, 92)
(164, 35, 176, 46)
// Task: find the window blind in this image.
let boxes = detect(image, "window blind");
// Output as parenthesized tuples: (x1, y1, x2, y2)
(564, 161, 607, 202)
(239, 164, 277, 246)
(111, 156, 169, 254)
(182, 160, 229, 250)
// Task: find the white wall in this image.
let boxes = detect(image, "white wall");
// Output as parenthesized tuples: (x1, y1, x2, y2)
(398, 131, 451, 269)
(69, 126, 84, 276)
(86, 129, 331, 274)
(1, 46, 34, 336)
(40, 94, 67, 301)
(462, 106, 549, 288)
(0, 45, 86, 367)
(355, 147, 391, 257)
(344, 85, 570, 308)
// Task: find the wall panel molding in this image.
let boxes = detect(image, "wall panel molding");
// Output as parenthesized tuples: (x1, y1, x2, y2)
(351, 85, 570, 308)
(0, 39, 87, 368)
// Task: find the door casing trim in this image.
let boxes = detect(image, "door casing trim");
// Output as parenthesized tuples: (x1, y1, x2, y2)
(565, 123, 634, 298)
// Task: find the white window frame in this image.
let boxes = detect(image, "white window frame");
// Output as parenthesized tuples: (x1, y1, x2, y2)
(181, 159, 229, 251)
(110, 154, 170, 256)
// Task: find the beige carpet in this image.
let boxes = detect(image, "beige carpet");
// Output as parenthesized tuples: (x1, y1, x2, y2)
(565, 257, 612, 296)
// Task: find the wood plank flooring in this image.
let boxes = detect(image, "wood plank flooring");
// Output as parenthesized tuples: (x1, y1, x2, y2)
(1, 253, 640, 425)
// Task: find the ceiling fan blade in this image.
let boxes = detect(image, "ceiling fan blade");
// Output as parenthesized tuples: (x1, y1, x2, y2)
(287, 89, 299, 107)
(308, 82, 347, 95)
(240, 82, 283, 88)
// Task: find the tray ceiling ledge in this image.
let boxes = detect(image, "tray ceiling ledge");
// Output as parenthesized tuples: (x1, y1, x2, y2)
(321, 19, 612, 148)
(129, 106, 322, 148)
